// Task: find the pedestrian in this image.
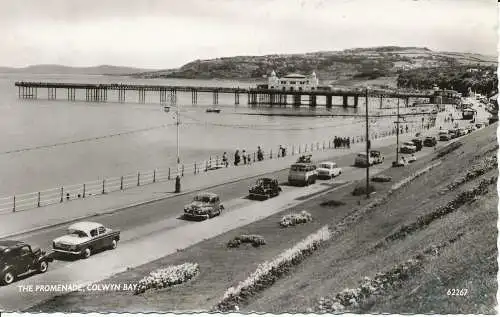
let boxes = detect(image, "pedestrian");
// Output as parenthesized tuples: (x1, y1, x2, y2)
(242, 149, 247, 164)
(281, 146, 286, 157)
(247, 154, 251, 164)
(222, 152, 228, 167)
(334, 136, 338, 149)
(234, 149, 240, 166)
(278, 145, 283, 158)
(347, 137, 350, 149)
(257, 146, 263, 161)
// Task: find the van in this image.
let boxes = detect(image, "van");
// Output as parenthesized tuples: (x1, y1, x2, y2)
(288, 163, 317, 186)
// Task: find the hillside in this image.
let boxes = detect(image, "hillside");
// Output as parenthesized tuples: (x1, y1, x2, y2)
(0, 64, 157, 76)
(136, 47, 497, 83)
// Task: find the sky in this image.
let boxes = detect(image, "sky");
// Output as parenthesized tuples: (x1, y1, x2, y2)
(0, 0, 497, 69)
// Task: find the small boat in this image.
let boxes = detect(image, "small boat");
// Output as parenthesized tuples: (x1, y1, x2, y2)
(163, 106, 170, 112)
(206, 108, 221, 113)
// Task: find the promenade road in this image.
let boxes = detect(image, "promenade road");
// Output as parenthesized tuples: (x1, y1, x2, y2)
(0, 103, 481, 311)
(1, 131, 419, 240)
(0, 139, 430, 311)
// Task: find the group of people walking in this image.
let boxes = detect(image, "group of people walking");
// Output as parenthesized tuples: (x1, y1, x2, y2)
(221, 145, 286, 167)
(333, 136, 350, 149)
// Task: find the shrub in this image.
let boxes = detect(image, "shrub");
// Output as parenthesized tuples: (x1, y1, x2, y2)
(215, 226, 330, 311)
(134, 263, 199, 295)
(352, 184, 376, 196)
(227, 234, 266, 248)
(371, 175, 392, 182)
(280, 210, 313, 227)
(320, 200, 346, 207)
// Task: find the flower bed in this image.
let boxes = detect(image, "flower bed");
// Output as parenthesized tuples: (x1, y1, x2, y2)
(280, 210, 313, 227)
(433, 141, 462, 159)
(134, 263, 200, 295)
(441, 155, 497, 193)
(320, 200, 346, 207)
(215, 226, 331, 311)
(389, 161, 441, 193)
(370, 175, 392, 183)
(227, 234, 266, 248)
(318, 233, 464, 312)
(384, 176, 496, 244)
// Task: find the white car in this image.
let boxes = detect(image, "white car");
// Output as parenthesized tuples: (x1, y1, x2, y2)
(316, 161, 342, 179)
(400, 141, 417, 154)
(52, 221, 120, 259)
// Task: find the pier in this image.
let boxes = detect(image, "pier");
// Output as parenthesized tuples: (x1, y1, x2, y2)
(15, 81, 437, 108)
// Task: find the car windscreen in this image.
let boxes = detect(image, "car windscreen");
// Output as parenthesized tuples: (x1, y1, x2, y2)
(68, 229, 88, 238)
(291, 165, 307, 172)
(194, 195, 211, 203)
(318, 164, 331, 169)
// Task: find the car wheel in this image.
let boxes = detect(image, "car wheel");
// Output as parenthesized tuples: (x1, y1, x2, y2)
(82, 248, 91, 259)
(38, 260, 48, 273)
(2, 271, 15, 285)
(110, 239, 118, 250)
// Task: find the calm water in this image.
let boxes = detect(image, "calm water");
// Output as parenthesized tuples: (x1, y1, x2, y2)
(0, 73, 430, 195)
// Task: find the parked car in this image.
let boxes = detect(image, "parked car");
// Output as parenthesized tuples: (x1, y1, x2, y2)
(458, 128, 468, 136)
(408, 154, 417, 163)
(1, 240, 53, 285)
(52, 222, 120, 259)
(184, 192, 224, 220)
(296, 154, 312, 163)
(370, 150, 385, 164)
(248, 178, 282, 200)
(354, 150, 384, 167)
(316, 161, 342, 179)
(438, 131, 450, 141)
(400, 141, 417, 154)
(449, 129, 460, 139)
(411, 138, 423, 151)
(423, 136, 437, 147)
(288, 163, 317, 186)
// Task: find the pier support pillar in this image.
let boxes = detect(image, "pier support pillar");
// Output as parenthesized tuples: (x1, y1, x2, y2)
(234, 92, 239, 105)
(405, 97, 409, 107)
(293, 94, 301, 107)
(379, 95, 383, 109)
(342, 95, 348, 107)
(213, 91, 219, 105)
(354, 95, 358, 107)
(191, 90, 198, 104)
(309, 95, 316, 107)
(326, 95, 332, 108)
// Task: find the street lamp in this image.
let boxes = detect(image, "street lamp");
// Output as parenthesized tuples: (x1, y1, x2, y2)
(365, 88, 370, 199)
(165, 91, 181, 192)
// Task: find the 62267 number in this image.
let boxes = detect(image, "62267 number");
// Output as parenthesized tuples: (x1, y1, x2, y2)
(447, 288, 468, 296)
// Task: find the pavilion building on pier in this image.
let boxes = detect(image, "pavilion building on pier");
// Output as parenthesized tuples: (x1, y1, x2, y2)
(268, 71, 319, 92)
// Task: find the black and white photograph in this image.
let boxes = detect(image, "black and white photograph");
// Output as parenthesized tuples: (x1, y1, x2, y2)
(0, 0, 497, 314)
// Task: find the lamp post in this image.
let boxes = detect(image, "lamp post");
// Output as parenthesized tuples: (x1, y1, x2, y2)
(165, 91, 181, 192)
(365, 88, 370, 198)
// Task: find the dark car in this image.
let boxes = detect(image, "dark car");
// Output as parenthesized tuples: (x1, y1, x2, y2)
(52, 222, 120, 259)
(1, 240, 53, 285)
(411, 139, 423, 151)
(249, 178, 282, 200)
(449, 129, 460, 139)
(423, 136, 437, 147)
(184, 192, 224, 220)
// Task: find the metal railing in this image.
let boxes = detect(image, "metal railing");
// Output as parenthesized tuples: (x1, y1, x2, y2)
(0, 125, 430, 214)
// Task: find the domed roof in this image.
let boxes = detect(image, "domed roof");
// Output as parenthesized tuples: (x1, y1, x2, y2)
(283, 73, 306, 79)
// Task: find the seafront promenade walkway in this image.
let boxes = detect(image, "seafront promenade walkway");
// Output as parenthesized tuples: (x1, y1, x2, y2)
(0, 131, 423, 239)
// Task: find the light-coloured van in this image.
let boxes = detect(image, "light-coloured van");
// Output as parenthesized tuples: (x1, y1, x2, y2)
(288, 163, 317, 186)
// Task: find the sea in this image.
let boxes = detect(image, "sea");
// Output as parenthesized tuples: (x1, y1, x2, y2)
(0, 73, 431, 196)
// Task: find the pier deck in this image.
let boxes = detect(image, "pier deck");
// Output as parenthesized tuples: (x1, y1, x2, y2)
(15, 81, 436, 107)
